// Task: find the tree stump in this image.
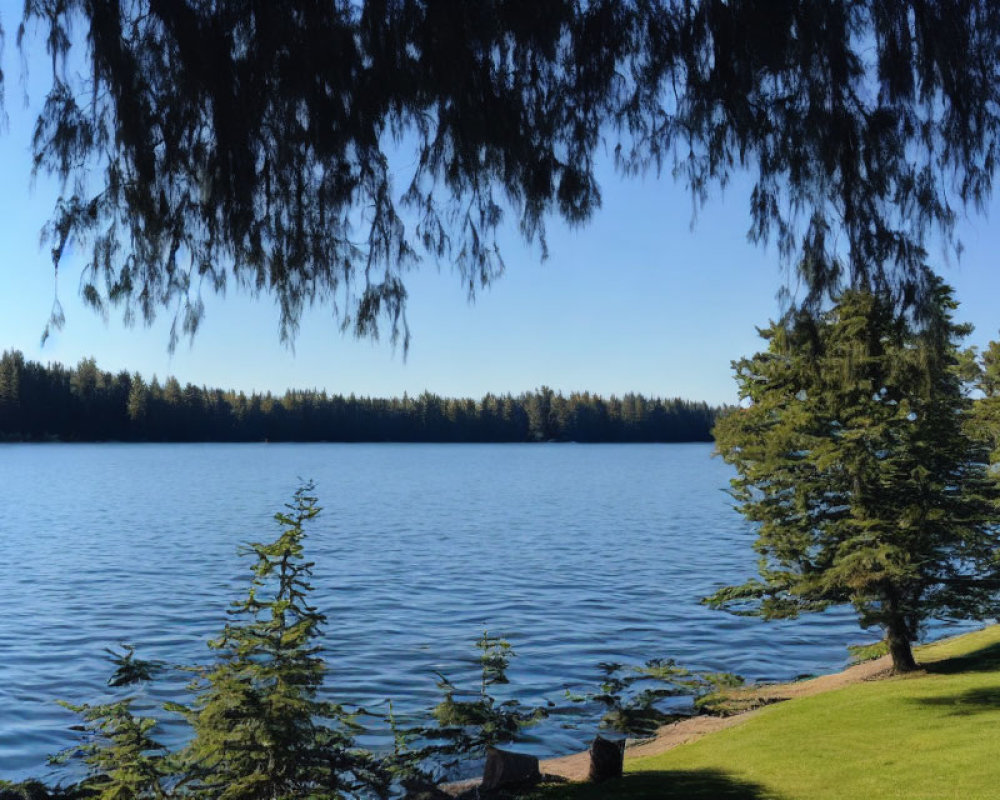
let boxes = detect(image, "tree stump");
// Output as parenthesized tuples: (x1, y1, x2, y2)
(480, 746, 541, 792)
(588, 734, 625, 783)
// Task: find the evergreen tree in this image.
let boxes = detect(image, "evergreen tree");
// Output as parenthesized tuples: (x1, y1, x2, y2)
(382, 632, 543, 787)
(0, 350, 720, 443)
(173, 482, 385, 800)
(127, 373, 149, 436)
(0, 350, 24, 435)
(18, 3, 1000, 344)
(431, 632, 534, 751)
(968, 339, 1000, 472)
(56, 646, 169, 800)
(709, 283, 1000, 672)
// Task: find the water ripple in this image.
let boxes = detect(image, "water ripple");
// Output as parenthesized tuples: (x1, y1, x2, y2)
(0, 442, 918, 781)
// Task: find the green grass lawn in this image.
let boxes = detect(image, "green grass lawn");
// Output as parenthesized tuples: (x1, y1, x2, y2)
(532, 625, 1000, 800)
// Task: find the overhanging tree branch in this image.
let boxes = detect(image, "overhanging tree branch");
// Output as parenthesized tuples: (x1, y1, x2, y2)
(12, 1, 1000, 346)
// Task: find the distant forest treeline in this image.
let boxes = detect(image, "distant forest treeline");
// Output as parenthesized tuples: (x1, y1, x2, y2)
(0, 350, 720, 443)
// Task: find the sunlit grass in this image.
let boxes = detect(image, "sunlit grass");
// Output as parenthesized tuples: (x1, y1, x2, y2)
(533, 625, 1000, 800)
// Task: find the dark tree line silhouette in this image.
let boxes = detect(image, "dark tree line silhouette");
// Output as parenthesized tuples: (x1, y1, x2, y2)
(0, 351, 718, 443)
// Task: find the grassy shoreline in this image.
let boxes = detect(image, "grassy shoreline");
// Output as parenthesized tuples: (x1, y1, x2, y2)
(533, 625, 1000, 799)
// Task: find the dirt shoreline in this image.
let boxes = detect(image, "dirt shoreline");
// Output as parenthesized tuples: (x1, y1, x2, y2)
(538, 654, 896, 783)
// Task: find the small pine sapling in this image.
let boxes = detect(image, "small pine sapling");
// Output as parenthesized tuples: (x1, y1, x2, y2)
(171, 481, 386, 800)
(425, 632, 544, 776)
(568, 659, 743, 737)
(54, 645, 169, 800)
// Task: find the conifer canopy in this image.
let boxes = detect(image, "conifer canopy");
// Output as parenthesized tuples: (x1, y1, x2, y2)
(708, 282, 1000, 672)
(16, 1, 1000, 344)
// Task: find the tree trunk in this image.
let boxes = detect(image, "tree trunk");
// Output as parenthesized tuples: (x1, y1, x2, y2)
(886, 623, 918, 673)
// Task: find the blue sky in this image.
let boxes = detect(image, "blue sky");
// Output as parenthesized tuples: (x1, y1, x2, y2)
(1, 16, 998, 406)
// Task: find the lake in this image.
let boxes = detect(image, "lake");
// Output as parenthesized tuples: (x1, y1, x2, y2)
(0, 442, 891, 780)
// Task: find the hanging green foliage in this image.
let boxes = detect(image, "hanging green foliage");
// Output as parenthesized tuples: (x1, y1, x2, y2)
(15, 2, 1000, 344)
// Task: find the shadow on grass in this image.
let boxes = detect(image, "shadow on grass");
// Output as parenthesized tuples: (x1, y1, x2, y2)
(911, 686, 1000, 716)
(530, 769, 783, 799)
(921, 640, 1000, 675)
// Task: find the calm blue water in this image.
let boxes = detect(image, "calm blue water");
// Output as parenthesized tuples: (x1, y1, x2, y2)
(0, 443, 897, 781)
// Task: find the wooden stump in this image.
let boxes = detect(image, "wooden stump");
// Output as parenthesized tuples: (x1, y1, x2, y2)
(480, 746, 542, 792)
(588, 734, 625, 783)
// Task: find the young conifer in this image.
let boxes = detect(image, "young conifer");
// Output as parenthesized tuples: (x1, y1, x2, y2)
(55, 645, 168, 800)
(174, 482, 385, 800)
(431, 632, 542, 758)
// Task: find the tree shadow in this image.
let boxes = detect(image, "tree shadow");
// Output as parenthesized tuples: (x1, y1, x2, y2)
(532, 769, 784, 799)
(921, 641, 1000, 675)
(911, 686, 1000, 716)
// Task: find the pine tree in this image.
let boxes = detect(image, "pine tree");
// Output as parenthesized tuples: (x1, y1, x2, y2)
(709, 282, 1000, 672)
(390, 632, 544, 784)
(968, 340, 1000, 471)
(431, 632, 528, 750)
(174, 482, 385, 800)
(126, 374, 149, 437)
(55, 646, 168, 800)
